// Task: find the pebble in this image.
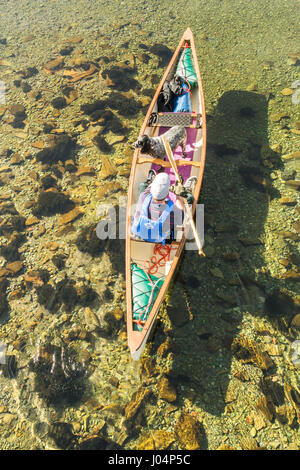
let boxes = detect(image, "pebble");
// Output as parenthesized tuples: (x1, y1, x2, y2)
(99, 154, 117, 179)
(278, 197, 296, 206)
(282, 168, 296, 181)
(58, 206, 82, 226)
(43, 56, 64, 72)
(281, 151, 300, 161)
(290, 340, 300, 369)
(285, 180, 300, 190)
(294, 221, 300, 233)
(10, 153, 23, 165)
(270, 112, 288, 122)
(210, 267, 224, 279)
(71, 422, 81, 433)
(276, 231, 298, 241)
(5, 260, 23, 274)
(204, 245, 215, 257)
(246, 82, 257, 91)
(253, 412, 266, 430)
(25, 215, 39, 226)
(76, 166, 95, 177)
(291, 314, 300, 329)
(2, 413, 16, 426)
(84, 307, 100, 331)
(125, 387, 151, 419)
(281, 88, 294, 96)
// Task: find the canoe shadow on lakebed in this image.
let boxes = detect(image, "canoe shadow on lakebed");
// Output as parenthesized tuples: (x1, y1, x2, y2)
(149, 90, 299, 419)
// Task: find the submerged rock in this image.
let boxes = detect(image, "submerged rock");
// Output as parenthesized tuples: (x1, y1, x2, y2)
(99, 154, 117, 179)
(125, 387, 151, 420)
(75, 224, 106, 257)
(291, 314, 300, 329)
(149, 44, 173, 67)
(79, 437, 123, 450)
(255, 395, 273, 422)
(40, 174, 58, 190)
(152, 430, 175, 450)
(58, 207, 82, 226)
(0, 234, 25, 261)
(208, 143, 239, 157)
(35, 134, 76, 164)
(239, 166, 269, 191)
(51, 253, 67, 270)
(264, 290, 294, 317)
(275, 404, 296, 426)
(51, 96, 67, 109)
(17, 66, 38, 78)
(175, 412, 201, 450)
(157, 376, 177, 403)
(84, 307, 100, 331)
(29, 342, 90, 405)
(48, 422, 78, 450)
(290, 340, 300, 369)
(101, 65, 140, 92)
(138, 436, 155, 450)
(32, 191, 75, 217)
(0, 277, 9, 317)
(285, 180, 300, 190)
(231, 335, 274, 370)
(278, 197, 297, 206)
(108, 92, 142, 117)
(93, 134, 113, 153)
(0, 214, 26, 235)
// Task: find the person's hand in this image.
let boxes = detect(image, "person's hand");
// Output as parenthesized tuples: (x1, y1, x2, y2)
(170, 179, 194, 204)
(170, 179, 185, 196)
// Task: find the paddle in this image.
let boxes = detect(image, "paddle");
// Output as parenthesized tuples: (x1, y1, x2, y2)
(162, 135, 205, 257)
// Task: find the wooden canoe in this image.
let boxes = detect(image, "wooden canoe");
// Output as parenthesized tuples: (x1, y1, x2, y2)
(126, 28, 207, 360)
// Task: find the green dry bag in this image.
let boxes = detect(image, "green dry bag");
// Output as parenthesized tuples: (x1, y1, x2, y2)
(131, 263, 164, 331)
(175, 46, 197, 88)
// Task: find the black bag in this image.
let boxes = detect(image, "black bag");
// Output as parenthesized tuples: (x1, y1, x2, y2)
(157, 75, 184, 112)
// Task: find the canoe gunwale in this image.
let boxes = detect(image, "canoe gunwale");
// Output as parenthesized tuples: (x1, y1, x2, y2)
(126, 28, 207, 359)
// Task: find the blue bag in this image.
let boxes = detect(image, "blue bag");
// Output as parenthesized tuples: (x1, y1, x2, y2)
(172, 83, 192, 113)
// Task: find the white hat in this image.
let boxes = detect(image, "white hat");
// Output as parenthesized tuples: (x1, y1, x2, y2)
(150, 173, 170, 200)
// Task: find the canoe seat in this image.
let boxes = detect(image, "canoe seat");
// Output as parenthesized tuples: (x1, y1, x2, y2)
(149, 112, 202, 129)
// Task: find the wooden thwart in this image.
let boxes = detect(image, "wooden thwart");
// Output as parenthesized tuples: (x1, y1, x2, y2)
(137, 156, 202, 168)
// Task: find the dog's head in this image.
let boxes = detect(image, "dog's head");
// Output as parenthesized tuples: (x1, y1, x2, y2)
(133, 134, 151, 151)
(169, 75, 183, 95)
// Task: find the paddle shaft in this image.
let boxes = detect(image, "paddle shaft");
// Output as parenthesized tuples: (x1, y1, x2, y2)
(162, 136, 205, 257)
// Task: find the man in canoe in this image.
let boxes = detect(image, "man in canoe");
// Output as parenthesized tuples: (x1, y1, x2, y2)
(131, 171, 196, 244)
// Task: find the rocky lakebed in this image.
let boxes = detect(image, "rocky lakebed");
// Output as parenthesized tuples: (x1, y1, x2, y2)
(0, 0, 299, 451)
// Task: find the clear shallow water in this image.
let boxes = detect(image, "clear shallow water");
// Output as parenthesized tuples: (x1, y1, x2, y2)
(0, 0, 299, 450)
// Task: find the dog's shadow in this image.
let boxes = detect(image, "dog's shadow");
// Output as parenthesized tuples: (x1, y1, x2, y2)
(149, 90, 299, 419)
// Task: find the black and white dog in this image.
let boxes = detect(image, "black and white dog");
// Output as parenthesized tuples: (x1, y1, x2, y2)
(133, 125, 187, 158)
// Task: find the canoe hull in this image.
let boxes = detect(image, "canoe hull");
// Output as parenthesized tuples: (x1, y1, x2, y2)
(126, 28, 207, 360)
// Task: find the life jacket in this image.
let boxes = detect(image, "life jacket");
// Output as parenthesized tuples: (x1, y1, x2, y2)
(131, 193, 174, 243)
